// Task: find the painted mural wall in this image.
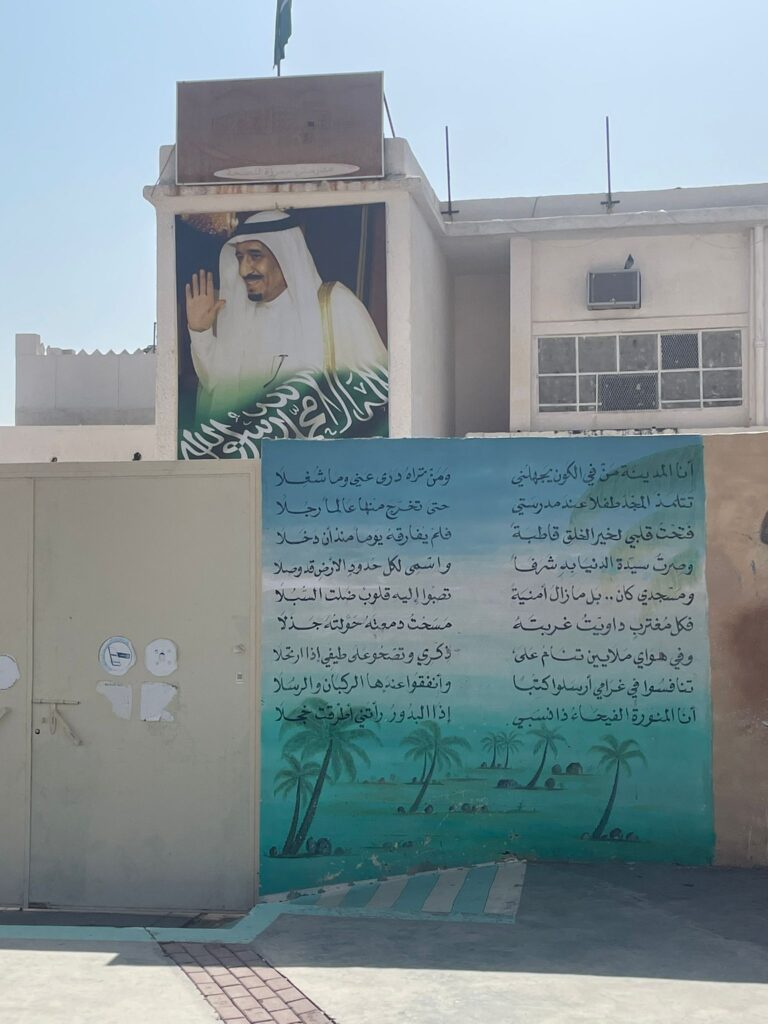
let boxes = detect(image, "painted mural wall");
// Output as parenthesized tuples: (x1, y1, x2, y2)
(260, 436, 713, 894)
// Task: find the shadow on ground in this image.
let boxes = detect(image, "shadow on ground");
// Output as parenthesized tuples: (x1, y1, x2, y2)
(3, 863, 766, 1024)
(1, 863, 766, 983)
(252, 862, 768, 985)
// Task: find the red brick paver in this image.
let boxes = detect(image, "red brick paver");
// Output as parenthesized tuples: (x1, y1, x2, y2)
(162, 943, 336, 1024)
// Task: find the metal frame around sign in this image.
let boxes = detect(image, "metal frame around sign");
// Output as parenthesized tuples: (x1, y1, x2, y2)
(175, 71, 385, 186)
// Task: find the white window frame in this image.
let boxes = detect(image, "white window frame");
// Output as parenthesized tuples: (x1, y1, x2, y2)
(530, 317, 749, 431)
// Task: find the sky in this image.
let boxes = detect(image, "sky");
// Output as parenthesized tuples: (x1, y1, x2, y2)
(1, 0, 767, 423)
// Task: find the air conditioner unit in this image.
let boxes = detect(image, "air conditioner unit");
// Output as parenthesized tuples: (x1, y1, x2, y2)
(587, 270, 641, 310)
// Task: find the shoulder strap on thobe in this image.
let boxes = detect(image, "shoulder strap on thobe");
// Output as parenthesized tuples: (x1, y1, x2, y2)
(318, 281, 337, 374)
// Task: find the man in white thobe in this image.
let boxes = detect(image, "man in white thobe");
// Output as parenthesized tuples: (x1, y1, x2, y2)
(184, 211, 388, 424)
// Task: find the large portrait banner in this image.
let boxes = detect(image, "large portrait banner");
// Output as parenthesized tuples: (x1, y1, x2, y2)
(176, 204, 388, 459)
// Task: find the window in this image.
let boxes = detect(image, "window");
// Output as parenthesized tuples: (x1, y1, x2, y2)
(536, 330, 742, 414)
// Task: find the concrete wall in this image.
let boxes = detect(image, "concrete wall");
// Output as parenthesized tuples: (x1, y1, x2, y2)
(454, 273, 510, 435)
(0, 425, 158, 464)
(15, 335, 156, 427)
(408, 198, 453, 436)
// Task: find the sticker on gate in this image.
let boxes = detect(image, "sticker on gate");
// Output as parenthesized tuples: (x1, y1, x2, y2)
(98, 637, 136, 676)
(0, 655, 19, 689)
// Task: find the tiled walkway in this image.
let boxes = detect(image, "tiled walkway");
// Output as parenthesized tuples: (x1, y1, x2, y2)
(162, 942, 335, 1024)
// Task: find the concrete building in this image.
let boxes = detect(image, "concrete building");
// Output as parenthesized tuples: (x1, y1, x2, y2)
(144, 140, 768, 451)
(22, 159, 768, 460)
(6, 134, 768, 460)
(456, 183, 762, 437)
(15, 334, 156, 426)
(4, 335, 156, 464)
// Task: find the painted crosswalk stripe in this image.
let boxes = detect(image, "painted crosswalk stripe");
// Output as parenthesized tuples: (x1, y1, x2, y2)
(364, 875, 409, 909)
(340, 883, 381, 908)
(421, 868, 469, 914)
(392, 872, 442, 912)
(257, 859, 526, 925)
(290, 893, 321, 905)
(483, 861, 526, 916)
(450, 863, 497, 915)
(315, 888, 349, 907)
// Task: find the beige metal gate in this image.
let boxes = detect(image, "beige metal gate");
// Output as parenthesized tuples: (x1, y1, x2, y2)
(0, 479, 33, 907)
(1, 462, 258, 912)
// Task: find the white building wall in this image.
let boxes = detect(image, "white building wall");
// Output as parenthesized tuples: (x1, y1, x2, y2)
(508, 228, 754, 432)
(0, 425, 158, 464)
(509, 238, 532, 431)
(454, 274, 510, 435)
(154, 209, 178, 459)
(531, 231, 749, 324)
(408, 199, 453, 436)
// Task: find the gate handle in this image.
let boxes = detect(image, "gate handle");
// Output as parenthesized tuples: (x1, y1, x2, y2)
(32, 699, 83, 746)
(51, 706, 82, 746)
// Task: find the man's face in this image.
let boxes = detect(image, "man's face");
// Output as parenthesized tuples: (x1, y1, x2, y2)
(234, 240, 287, 303)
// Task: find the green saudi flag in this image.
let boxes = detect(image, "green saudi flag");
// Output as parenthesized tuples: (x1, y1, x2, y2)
(274, 0, 292, 68)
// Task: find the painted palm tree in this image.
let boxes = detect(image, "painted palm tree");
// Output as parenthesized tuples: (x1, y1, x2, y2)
(501, 731, 524, 769)
(402, 726, 436, 784)
(279, 698, 380, 856)
(273, 755, 320, 855)
(590, 735, 647, 840)
(524, 725, 566, 789)
(418, 745, 430, 783)
(481, 731, 503, 768)
(402, 721, 471, 813)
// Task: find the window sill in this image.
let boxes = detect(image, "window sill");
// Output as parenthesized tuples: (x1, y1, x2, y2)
(531, 405, 749, 432)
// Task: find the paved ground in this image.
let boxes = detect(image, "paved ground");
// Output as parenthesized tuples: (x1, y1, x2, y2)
(1, 861, 767, 1023)
(253, 862, 768, 1024)
(0, 940, 219, 1024)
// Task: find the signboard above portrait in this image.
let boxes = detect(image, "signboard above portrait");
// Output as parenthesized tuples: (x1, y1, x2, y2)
(176, 72, 384, 185)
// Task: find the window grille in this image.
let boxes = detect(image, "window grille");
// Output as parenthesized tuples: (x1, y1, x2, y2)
(536, 330, 742, 413)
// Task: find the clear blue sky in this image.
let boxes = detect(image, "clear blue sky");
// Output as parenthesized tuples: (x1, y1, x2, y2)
(1, 0, 767, 424)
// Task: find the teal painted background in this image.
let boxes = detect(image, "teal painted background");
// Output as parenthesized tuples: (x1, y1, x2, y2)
(260, 436, 713, 894)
